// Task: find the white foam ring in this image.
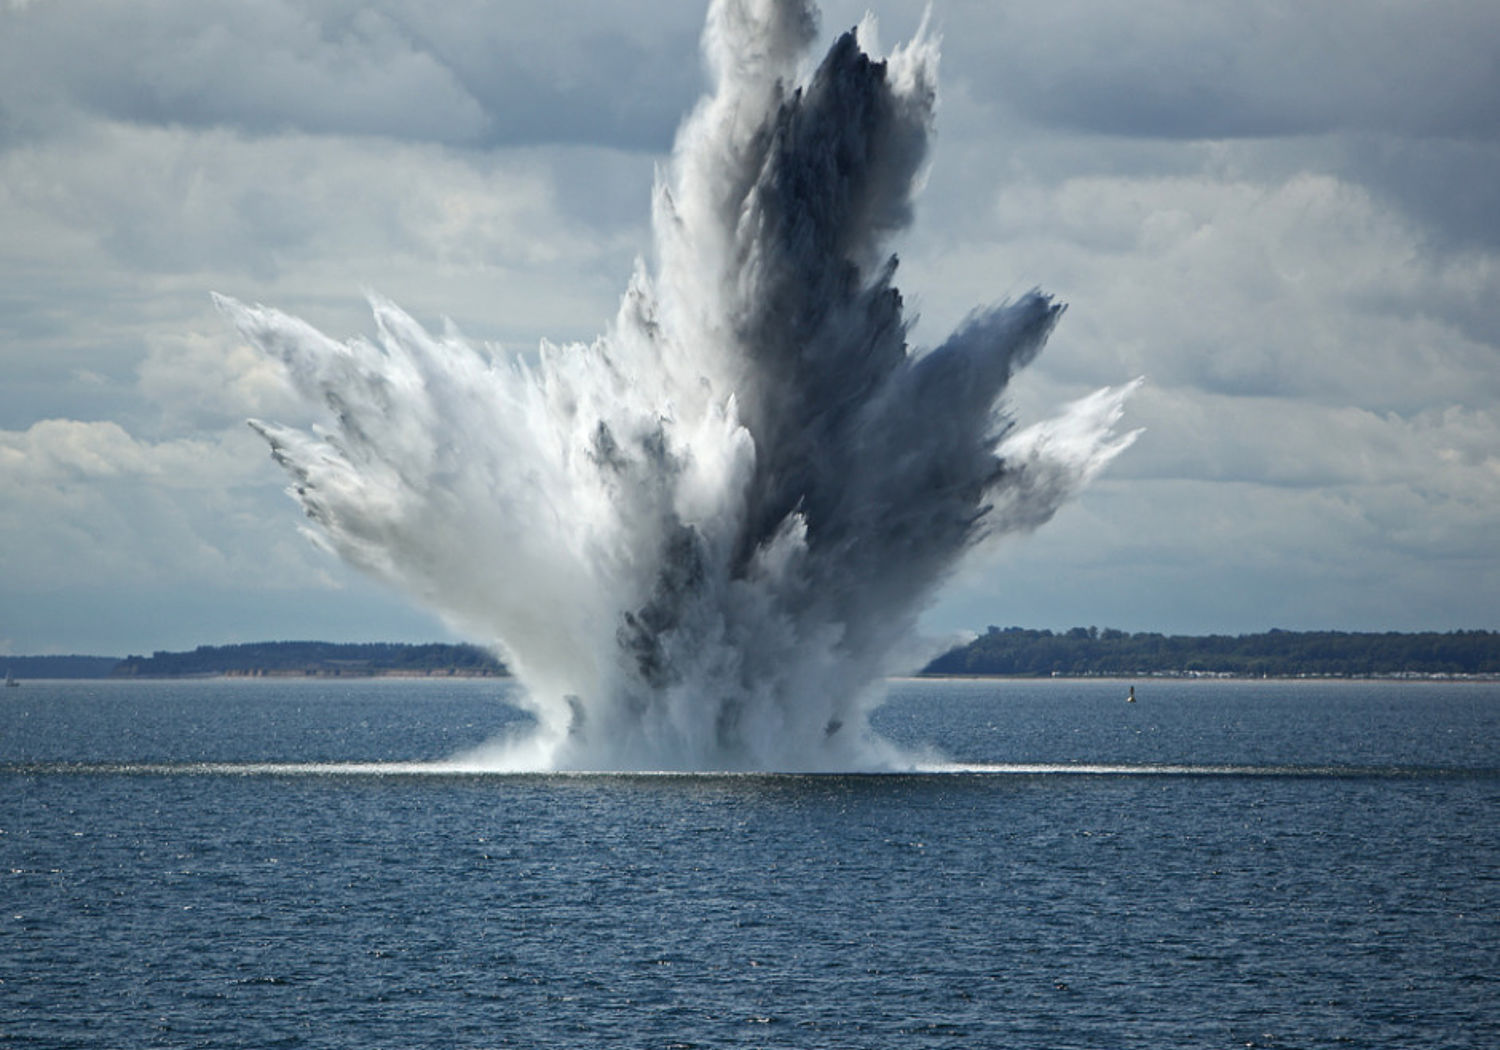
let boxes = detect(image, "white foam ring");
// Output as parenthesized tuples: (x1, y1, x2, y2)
(218, 0, 1141, 772)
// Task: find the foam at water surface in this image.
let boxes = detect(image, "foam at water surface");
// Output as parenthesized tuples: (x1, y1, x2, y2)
(218, 0, 1139, 771)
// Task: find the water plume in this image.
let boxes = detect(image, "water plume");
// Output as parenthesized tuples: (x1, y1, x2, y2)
(218, 0, 1140, 771)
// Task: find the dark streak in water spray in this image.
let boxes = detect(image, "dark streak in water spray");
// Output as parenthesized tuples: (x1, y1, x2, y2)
(217, 0, 1140, 771)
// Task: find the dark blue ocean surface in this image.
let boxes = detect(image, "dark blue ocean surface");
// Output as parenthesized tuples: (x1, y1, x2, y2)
(3, 678, 1497, 1048)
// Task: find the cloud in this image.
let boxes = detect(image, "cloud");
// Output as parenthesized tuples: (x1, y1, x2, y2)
(881, 0, 1500, 258)
(0, 0, 702, 149)
(940, 462, 1500, 636)
(1, 0, 1496, 650)
(0, 419, 293, 585)
(904, 166, 1498, 416)
(0, 121, 570, 277)
(0, 118, 651, 431)
(136, 330, 304, 428)
(0, 411, 461, 653)
(931, 0, 1500, 142)
(1127, 389, 1500, 498)
(0, 5, 679, 653)
(1331, 135, 1500, 253)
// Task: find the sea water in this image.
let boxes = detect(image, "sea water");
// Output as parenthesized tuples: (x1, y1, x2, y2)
(3, 677, 1497, 1047)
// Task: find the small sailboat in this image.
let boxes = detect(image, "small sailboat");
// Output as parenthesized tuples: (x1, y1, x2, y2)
(4, 670, 17, 687)
(1126, 685, 1135, 703)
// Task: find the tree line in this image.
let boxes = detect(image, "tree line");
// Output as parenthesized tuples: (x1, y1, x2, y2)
(112, 641, 507, 678)
(9, 631, 1500, 680)
(922, 627, 1500, 677)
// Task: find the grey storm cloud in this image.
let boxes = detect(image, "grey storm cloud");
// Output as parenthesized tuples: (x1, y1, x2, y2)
(0, 0, 703, 149)
(9, 1, 1497, 152)
(1334, 135, 1500, 252)
(941, 0, 1500, 142)
(833, 0, 1500, 254)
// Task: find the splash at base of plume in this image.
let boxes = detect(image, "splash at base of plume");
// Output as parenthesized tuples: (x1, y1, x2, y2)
(219, 0, 1140, 772)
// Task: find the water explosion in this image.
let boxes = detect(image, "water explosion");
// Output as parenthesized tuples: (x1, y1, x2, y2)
(218, 0, 1139, 771)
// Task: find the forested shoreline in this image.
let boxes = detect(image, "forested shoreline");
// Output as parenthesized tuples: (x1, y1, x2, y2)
(921, 627, 1500, 678)
(1, 642, 507, 679)
(113, 641, 508, 678)
(6, 630, 1499, 679)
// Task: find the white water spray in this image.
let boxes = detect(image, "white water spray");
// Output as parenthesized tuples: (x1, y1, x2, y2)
(218, 0, 1140, 771)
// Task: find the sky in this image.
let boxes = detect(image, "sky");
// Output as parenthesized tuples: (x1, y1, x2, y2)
(2, 0, 1497, 656)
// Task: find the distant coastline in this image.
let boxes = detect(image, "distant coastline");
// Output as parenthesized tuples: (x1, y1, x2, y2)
(909, 670, 1499, 682)
(5, 630, 1498, 680)
(3, 642, 508, 680)
(920, 627, 1500, 679)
